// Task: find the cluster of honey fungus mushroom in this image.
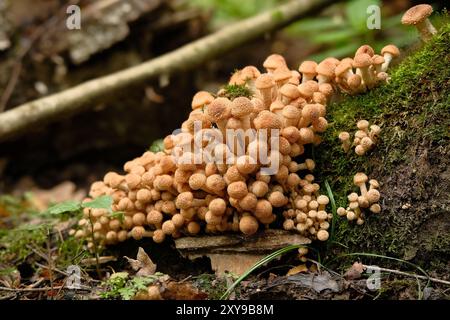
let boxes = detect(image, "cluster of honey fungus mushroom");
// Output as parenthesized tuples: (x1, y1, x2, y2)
(339, 120, 381, 155)
(73, 44, 395, 249)
(337, 173, 381, 225)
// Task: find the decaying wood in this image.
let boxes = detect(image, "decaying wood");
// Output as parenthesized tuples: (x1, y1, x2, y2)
(0, 0, 336, 142)
(175, 230, 311, 275)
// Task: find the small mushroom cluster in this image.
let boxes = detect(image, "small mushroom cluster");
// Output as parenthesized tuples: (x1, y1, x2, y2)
(339, 120, 381, 155)
(333, 44, 399, 95)
(337, 173, 381, 225)
(73, 47, 394, 249)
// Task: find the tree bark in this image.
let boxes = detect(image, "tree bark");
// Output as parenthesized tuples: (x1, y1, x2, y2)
(0, 0, 336, 142)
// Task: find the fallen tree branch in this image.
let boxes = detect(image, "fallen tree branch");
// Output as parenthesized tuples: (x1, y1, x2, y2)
(0, 0, 335, 142)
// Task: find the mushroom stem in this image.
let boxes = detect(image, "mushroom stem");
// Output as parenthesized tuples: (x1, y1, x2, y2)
(381, 53, 394, 72)
(416, 18, 437, 41)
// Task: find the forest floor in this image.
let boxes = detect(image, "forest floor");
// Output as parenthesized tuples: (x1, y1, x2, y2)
(0, 15, 449, 301)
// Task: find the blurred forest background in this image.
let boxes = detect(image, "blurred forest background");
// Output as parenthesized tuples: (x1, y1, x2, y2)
(0, 0, 446, 202)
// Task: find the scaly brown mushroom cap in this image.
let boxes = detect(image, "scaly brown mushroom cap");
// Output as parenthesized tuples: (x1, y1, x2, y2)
(231, 96, 254, 118)
(355, 45, 375, 57)
(298, 60, 317, 74)
(191, 91, 214, 110)
(353, 53, 372, 68)
(263, 54, 287, 71)
(354, 172, 368, 186)
(279, 83, 301, 100)
(207, 97, 231, 123)
(381, 44, 400, 57)
(255, 73, 275, 89)
(239, 215, 259, 235)
(316, 59, 335, 78)
(401, 4, 433, 25)
(253, 110, 283, 130)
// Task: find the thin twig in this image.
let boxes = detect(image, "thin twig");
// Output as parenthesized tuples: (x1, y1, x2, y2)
(0, 0, 336, 141)
(362, 264, 450, 286)
(0, 1, 79, 111)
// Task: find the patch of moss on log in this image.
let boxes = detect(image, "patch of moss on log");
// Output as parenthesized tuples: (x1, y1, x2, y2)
(314, 21, 449, 273)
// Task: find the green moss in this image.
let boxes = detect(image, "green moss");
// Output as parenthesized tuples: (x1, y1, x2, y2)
(222, 84, 253, 100)
(315, 21, 450, 268)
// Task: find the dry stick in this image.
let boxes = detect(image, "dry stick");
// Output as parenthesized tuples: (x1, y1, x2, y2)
(0, 0, 335, 142)
(362, 264, 450, 286)
(0, 0, 80, 112)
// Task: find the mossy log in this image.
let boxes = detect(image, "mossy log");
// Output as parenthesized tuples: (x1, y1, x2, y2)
(315, 22, 449, 273)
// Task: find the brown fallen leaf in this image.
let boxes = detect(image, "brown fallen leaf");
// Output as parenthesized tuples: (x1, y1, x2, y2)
(287, 264, 308, 276)
(124, 247, 157, 276)
(161, 281, 208, 300)
(344, 262, 366, 280)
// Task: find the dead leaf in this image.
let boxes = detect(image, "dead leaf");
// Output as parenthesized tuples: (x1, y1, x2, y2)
(287, 264, 308, 276)
(124, 247, 156, 276)
(344, 262, 365, 280)
(161, 281, 208, 300)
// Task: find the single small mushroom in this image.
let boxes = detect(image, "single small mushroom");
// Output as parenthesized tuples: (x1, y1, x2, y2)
(339, 131, 351, 152)
(354, 172, 369, 196)
(298, 61, 318, 83)
(380, 44, 400, 72)
(401, 4, 437, 42)
(353, 53, 375, 89)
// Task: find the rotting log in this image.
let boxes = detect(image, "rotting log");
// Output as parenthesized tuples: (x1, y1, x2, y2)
(175, 230, 311, 275)
(0, 0, 337, 142)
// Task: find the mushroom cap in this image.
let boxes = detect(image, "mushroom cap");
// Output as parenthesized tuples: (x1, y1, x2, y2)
(191, 91, 214, 110)
(270, 100, 285, 113)
(338, 131, 350, 141)
(227, 181, 248, 199)
(357, 119, 370, 131)
(207, 97, 231, 122)
(255, 199, 273, 218)
(209, 198, 227, 216)
(188, 172, 207, 190)
(255, 73, 275, 89)
(240, 65, 261, 81)
(298, 82, 316, 98)
(355, 44, 375, 57)
(369, 179, 380, 189)
(317, 229, 329, 241)
(348, 192, 359, 202)
(366, 189, 380, 203)
(273, 66, 292, 82)
(319, 83, 333, 96)
(317, 195, 329, 205)
(335, 59, 353, 77)
(206, 174, 226, 191)
(381, 44, 400, 57)
(263, 54, 287, 70)
(301, 104, 320, 122)
(279, 83, 301, 100)
(282, 105, 301, 120)
(401, 4, 433, 25)
(231, 96, 254, 118)
(361, 136, 374, 149)
(298, 60, 318, 75)
(268, 191, 287, 207)
(239, 215, 259, 235)
(254, 110, 283, 130)
(354, 172, 368, 185)
(316, 59, 335, 77)
(371, 54, 385, 66)
(370, 203, 381, 213)
(353, 53, 372, 68)
(347, 74, 362, 89)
